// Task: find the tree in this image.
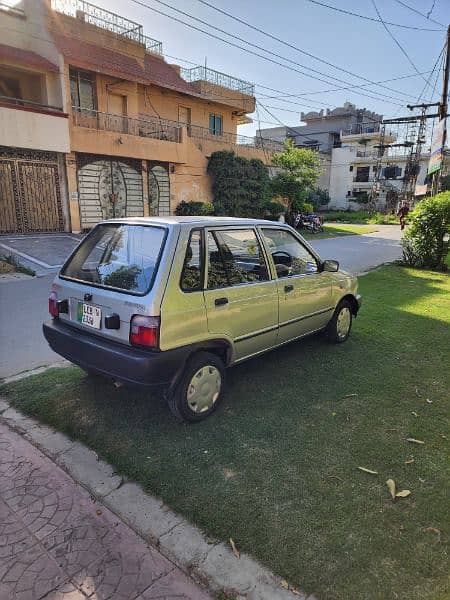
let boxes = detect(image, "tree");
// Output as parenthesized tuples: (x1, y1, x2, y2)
(270, 140, 322, 224)
(207, 151, 271, 217)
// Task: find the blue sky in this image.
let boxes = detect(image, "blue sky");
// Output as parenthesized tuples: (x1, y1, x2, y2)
(104, 0, 448, 136)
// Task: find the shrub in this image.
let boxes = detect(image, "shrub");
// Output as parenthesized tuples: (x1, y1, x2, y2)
(401, 192, 450, 270)
(201, 202, 215, 215)
(302, 202, 314, 214)
(264, 201, 285, 220)
(175, 201, 206, 216)
(306, 187, 330, 210)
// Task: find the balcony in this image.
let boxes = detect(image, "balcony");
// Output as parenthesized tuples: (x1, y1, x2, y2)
(50, 0, 162, 53)
(0, 98, 69, 153)
(72, 108, 181, 142)
(180, 66, 255, 112)
(189, 124, 284, 153)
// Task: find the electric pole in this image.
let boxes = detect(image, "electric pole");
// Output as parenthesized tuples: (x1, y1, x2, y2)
(432, 24, 450, 194)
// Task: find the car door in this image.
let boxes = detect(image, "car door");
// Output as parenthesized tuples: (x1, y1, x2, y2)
(203, 227, 278, 361)
(259, 227, 334, 344)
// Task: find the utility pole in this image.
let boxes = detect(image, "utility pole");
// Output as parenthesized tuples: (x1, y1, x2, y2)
(432, 24, 450, 195)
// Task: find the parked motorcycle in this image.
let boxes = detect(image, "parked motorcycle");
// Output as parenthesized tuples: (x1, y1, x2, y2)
(294, 212, 324, 234)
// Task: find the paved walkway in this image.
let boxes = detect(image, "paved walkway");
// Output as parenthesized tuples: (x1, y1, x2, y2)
(0, 422, 212, 600)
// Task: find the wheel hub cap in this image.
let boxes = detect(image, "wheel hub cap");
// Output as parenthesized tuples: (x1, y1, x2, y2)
(187, 366, 221, 413)
(336, 307, 351, 338)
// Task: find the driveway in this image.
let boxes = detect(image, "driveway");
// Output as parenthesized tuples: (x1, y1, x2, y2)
(0, 227, 403, 379)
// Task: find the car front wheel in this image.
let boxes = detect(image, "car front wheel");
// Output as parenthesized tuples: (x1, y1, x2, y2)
(167, 352, 225, 422)
(326, 299, 353, 343)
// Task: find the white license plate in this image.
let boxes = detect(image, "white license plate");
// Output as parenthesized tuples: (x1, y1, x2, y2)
(77, 302, 102, 329)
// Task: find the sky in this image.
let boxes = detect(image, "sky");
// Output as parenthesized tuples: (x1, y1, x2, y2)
(101, 0, 448, 137)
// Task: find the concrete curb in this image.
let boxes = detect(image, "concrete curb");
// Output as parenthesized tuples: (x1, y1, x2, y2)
(0, 397, 315, 600)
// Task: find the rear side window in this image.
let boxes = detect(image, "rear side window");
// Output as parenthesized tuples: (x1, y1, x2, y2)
(180, 229, 203, 292)
(207, 229, 269, 288)
(61, 224, 166, 294)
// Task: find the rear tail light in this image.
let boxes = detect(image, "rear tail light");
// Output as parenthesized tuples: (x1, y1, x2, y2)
(129, 315, 160, 349)
(49, 291, 59, 318)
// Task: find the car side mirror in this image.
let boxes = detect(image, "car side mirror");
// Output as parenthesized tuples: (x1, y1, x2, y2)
(322, 259, 339, 272)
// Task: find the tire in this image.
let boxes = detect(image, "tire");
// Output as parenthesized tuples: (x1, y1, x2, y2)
(167, 352, 225, 422)
(325, 299, 353, 343)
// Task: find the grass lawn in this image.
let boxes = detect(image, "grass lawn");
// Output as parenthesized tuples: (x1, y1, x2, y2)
(320, 210, 399, 225)
(302, 223, 379, 240)
(1, 265, 449, 600)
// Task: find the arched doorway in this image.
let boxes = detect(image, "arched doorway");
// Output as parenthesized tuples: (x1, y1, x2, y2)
(148, 162, 170, 216)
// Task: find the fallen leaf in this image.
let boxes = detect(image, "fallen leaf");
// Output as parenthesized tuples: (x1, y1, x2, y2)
(280, 579, 289, 590)
(395, 490, 411, 498)
(415, 387, 421, 397)
(407, 438, 425, 444)
(424, 527, 441, 534)
(419, 477, 426, 483)
(386, 479, 396, 499)
(405, 459, 415, 464)
(96, 509, 102, 516)
(328, 475, 343, 482)
(229, 538, 240, 559)
(386, 428, 397, 432)
(342, 393, 358, 399)
(291, 588, 303, 596)
(411, 411, 418, 417)
(358, 467, 378, 475)
(426, 399, 433, 404)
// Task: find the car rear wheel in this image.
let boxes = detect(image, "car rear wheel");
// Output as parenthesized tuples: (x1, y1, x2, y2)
(167, 352, 225, 422)
(326, 299, 353, 343)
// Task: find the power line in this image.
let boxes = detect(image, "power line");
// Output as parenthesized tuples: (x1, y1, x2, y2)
(194, 0, 420, 101)
(127, 0, 407, 107)
(305, 0, 443, 31)
(392, 0, 445, 28)
(427, 0, 437, 19)
(415, 45, 445, 103)
(371, 0, 428, 84)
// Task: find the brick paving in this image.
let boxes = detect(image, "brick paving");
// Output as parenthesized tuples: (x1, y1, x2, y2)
(0, 423, 212, 600)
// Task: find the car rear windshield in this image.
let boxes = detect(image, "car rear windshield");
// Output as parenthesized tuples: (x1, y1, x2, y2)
(61, 224, 166, 295)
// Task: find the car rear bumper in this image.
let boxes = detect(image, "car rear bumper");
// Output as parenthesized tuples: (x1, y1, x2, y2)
(43, 320, 187, 387)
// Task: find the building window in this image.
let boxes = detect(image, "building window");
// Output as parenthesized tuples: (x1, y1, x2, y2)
(70, 68, 96, 111)
(209, 113, 223, 136)
(355, 166, 370, 182)
(349, 165, 354, 172)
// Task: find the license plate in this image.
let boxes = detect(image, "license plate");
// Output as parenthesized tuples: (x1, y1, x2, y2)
(77, 302, 102, 329)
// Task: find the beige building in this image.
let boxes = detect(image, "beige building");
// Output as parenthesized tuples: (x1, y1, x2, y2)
(0, 0, 282, 233)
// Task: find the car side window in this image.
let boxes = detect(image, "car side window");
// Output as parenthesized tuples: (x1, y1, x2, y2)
(207, 229, 269, 289)
(262, 229, 318, 277)
(180, 229, 203, 292)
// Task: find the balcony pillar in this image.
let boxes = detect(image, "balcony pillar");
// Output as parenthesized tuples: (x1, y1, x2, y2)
(142, 160, 149, 217)
(65, 153, 81, 233)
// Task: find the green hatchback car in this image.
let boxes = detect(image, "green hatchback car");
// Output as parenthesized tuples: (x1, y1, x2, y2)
(44, 217, 361, 422)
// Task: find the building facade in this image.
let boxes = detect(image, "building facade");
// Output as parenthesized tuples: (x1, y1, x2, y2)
(0, 0, 282, 233)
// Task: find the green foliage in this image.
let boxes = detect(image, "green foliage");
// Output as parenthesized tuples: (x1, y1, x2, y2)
(302, 202, 314, 214)
(271, 140, 321, 223)
(440, 174, 450, 191)
(353, 191, 369, 204)
(263, 200, 285, 220)
(306, 187, 330, 210)
(175, 201, 215, 216)
(320, 210, 398, 225)
(401, 192, 450, 270)
(207, 151, 270, 217)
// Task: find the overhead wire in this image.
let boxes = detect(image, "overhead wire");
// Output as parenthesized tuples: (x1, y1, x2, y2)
(193, 0, 422, 100)
(392, 0, 445, 28)
(127, 0, 409, 107)
(371, 0, 429, 84)
(415, 44, 445, 103)
(304, 0, 443, 31)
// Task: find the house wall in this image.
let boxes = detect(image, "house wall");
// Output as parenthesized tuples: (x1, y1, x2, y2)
(0, 105, 69, 152)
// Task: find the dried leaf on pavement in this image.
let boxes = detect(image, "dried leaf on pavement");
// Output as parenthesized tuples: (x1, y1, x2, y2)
(358, 467, 378, 475)
(280, 579, 289, 589)
(406, 438, 425, 444)
(229, 538, 240, 559)
(395, 490, 411, 498)
(386, 479, 396, 499)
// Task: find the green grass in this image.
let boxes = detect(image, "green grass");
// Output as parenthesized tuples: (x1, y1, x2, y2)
(1, 265, 449, 600)
(302, 223, 378, 239)
(320, 210, 399, 225)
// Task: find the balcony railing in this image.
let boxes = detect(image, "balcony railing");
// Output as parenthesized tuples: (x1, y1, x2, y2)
(180, 66, 255, 96)
(355, 150, 380, 158)
(0, 95, 64, 113)
(51, 0, 163, 51)
(343, 124, 381, 136)
(72, 108, 181, 142)
(188, 124, 284, 153)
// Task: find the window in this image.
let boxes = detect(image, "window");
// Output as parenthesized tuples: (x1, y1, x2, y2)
(262, 229, 318, 277)
(70, 68, 96, 111)
(180, 230, 203, 292)
(207, 229, 268, 288)
(61, 224, 166, 295)
(355, 166, 370, 182)
(349, 165, 354, 172)
(209, 113, 223, 136)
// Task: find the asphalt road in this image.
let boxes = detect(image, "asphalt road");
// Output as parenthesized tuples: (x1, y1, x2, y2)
(0, 226, 402, 379)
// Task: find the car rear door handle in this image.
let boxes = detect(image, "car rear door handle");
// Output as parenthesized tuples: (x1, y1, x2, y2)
(214, 297, 228, 306)
(284, 284, 294, 293)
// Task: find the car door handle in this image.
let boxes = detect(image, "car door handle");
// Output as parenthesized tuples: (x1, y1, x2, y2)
(284, 284, 294, 293)
(214, 297, 229, 306)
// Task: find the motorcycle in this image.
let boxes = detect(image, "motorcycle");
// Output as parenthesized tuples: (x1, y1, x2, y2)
(294, 212, 324, 234)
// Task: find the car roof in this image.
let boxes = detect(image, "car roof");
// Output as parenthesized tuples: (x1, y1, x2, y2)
(102, 216, 284, 227)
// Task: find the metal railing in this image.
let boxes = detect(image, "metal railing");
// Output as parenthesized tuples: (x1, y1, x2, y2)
(355, 150, 380, 158)
(343, 124, 381, 136)
(0, 95, 64, 112)
(180, 66, 255, 96)
(72, 108, 181, 142)
(353, 176, 374, 183)
(188, 124, 284, 152)
(143, 35, 163, 55)
(51, 0, 163, 52)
